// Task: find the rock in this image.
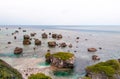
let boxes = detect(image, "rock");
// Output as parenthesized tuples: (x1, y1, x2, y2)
(18, 27, 21, 29)
(60, 42, 67, 47)
(24, 35, 30, 39)
(14, 47, 23, 54)
(8, 42, 11, 44)
(69, 44, 73, 48)
(42, 33, 48, 38)
(57, 34, 62, 39)
(52, 34, 57, 39)
(85, 59, 120, 79)
(23, 39, 31, 45)
(14, 36, 17, 39)
(88, 48, 97, 52)
(92, 55, 100, 61)
(23, 30, 26, 32)
(34, 39, 41, 45)
(30, 33, 36, 37)
(15, 30, 19, 33)
(48, 41, 56, 47)
(99, 47, 102, 50)
(76, 37, 80, 39)
(45, 52, 75, 68)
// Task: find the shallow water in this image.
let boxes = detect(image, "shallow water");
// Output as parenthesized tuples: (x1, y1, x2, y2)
(0, 26, 120, 79)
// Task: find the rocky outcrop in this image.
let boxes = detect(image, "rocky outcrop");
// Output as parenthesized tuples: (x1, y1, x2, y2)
(42, 33, 48, 38)
(48, 41, 56, 47)
(88, 48, 97, 52)
(60, 42, 67, 47)
(34, 39, 41, 45)
(45, 52, 75, 68)
(85, 59, 120, 79)
(0, 59, 22, 79)
(23, 35, 31, 45)
(14, 47, 23, 54)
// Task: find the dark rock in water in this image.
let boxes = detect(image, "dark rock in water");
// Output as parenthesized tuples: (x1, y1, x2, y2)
(60, 42, 67, 47)
(49, 33, 51, 35)
(45, 52, 75, 68)
(14, 47, 23, 54)
(24, 35, 30, 39)
(99, 47, 102, 50)
(92, 55, 100, 61)
(76, 37, 80, 39)
(18, 27, 21, 29)
(48, 41, 56, 47)
(34, 39, 41, 45)
(23, 39, 31, 45)
(57, 34, 63, 39)
(42, 33, 48, 38)
(30, 33, 36, 37)
(15, 30, 19, 33)
(8, 42, 11, 44)
(14, 36, 17, 39)
(88, 48, 97, 52)
(52, 34, 57, 39)
(68, 44, 72, 48)
(85, 59, 120, 79)
(0, 59, 22, 79)
(23, 30, 26, 32)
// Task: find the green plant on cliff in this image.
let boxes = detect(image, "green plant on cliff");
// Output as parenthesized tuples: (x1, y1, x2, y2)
(28, 73, 52, 79)
(86, 59, 120, 78)
(0, 59, 22, 79)
(52, 52, 74, 60)
(45, 52, 51, 58)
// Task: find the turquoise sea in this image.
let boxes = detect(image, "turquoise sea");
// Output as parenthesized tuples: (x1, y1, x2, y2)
(0, 25, 120, 79)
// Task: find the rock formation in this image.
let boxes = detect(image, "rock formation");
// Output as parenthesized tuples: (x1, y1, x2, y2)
(48, 41, 56, 47)
(88, 48, 97, 52)
(85, 59, 120, 79)
(14, 47, 23, 54)
(45, 52, 75, 68)
(34, 39, 41, 45)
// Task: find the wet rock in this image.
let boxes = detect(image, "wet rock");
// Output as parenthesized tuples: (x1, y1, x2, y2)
(42, 33, 48, 38)
(8, 42, 11, 44)
(99, 47, 102, 50)
(18, 27, 21, 29)
(48, 41, 56, 47)
(88, 48, 97, 52)
(24, 35, 30, 40)
(92, 55, 100, 61)
(34, 39, 41, 45)
(52, 34, 57, 39)
(23, 39, 31, 45)
(14, 47, 23, 54)
(69, 44, 73, 48)
(30, 33, 36, 37)
(76, 37, 80, 39)
(60, 42, 67, 47)
(57, 34, 62, 39)
(14, 36, 17, 39)
(23, 30, 26, 32)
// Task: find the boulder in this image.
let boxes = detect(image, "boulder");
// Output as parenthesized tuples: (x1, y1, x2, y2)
(42, 33, 48, 38)
(45, 52, 75, 68)
(92, 55, 100, 61)
(14, 47, 23, 54)
(23, 35, 30, 40)
(52, 34, 57, 39)
(60, 42, 67, 47)
(8, 42, 11, 44)
(48, 41, 56, 47)
(68, 44, 72, 48)
(88, 48, 97, 52)
(34, 39, 41, 45)
(23, 39, 31, 45)
(57, 34, 62, 39)
(30, 33, 36, 37)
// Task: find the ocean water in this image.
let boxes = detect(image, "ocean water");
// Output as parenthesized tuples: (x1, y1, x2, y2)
(0, 25, 120, 79)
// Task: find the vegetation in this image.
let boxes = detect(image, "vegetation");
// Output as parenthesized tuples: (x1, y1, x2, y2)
(86, 59, 120, 78)
(45, 52, 51, 58)
(52, 52, 74, 60)
(82, 77, 92, 79)
(0, 59, 22, 79)
(28, 73, 52, 79)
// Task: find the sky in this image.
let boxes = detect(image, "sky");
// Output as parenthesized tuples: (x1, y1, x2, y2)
(0, 0, 120, 25)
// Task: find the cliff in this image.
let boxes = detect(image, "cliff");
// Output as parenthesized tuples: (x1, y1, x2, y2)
(0, 59, 22, 79)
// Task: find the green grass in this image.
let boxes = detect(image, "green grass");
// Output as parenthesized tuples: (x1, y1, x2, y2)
(28, 73, 51, 79)
(86, 59, 120, 78)
(0, 59, 22, 79)
(52, 52, 74, 60)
